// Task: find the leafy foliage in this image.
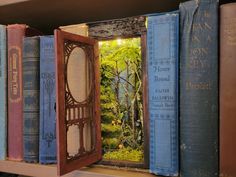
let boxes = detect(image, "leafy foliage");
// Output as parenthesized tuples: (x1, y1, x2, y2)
(103, 147, 143, 162)
(99, 38, 144, 162)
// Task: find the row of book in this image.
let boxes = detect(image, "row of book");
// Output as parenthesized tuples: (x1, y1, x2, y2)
(148, 1, 236, 177)
(0, 24, 57, 164)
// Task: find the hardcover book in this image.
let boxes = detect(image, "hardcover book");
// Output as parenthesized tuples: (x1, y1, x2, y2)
(147, 12, 179, 176)
(220, 3, 236, 177)
(179, 0, 219, 177)
(7, 24, 42, 161)
(39, 36, 57, 164)
(23, 37, 40, 163)
(0, 25, 7, 160)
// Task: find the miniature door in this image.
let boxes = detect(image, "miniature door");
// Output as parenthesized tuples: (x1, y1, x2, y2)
(54, 30, 101, 176)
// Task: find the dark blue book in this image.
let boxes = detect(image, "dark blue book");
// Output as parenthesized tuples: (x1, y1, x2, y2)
(147, 12, 179, 176)
(39, 36, 57, 164)
(179, 0, 218, 177)
(23, 36, 40, 163)
(0, 25, 7, 160)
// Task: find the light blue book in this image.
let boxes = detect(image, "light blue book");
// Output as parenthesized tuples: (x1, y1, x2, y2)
(39, 36, 57, 164)
(0, 25, 7, 160)
(147, 12, 179, 176)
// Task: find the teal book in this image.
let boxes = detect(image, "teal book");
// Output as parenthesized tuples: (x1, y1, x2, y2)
(39, 36, 57, 164)
(147, 12, 179, 176)
(23, 36, 40, 162)
(179, 0, 219, 177)
(0, 25, 7, 160)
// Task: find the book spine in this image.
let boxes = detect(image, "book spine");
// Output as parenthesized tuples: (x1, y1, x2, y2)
(7, 24, 27, 161)
(23, 37, 40, 163)
(220, 3, 236, 177)
(0, 25, 7, 160)
(147, 13, 179, 176)
(39, 36, 57, 164)
(179, 0, 218, 177)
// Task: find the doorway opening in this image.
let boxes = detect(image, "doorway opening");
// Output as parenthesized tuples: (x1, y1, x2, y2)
(99, 37, 144, 163)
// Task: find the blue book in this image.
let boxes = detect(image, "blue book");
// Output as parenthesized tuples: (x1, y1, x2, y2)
(0, 25, 7, 160)
(23, 37, 40, 163)
(179, 0, 218, 177)
(39, 36, 57, 164)
(147, 12, 179, 176)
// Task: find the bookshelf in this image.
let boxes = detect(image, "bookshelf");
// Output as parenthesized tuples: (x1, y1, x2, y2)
(0, 0, 183, 34)
(0, 0, 235, 176)
(0, 160, 115, 177)
(0, 160, 156, 177)
(0, 0, 233, 34)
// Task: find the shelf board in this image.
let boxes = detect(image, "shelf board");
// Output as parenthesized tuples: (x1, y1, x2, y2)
(0, 0, 184, 33)
(0, 0, 234, 33)
(0, 160, 158, 177)
(0, 160, 115, 177)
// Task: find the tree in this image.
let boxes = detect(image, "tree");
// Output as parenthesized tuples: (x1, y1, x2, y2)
(99, 38, 144, 161)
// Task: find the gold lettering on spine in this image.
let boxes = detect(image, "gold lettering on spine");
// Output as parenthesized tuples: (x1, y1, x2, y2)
(185, 11, 213, 91)
(9, 46, 22, 103)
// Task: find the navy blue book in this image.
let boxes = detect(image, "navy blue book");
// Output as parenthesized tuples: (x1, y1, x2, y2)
(179, 0, 218, 177)
(23, 36, 40, 163)
(39, 36, 57, 164)
(147, 12, 179, 176)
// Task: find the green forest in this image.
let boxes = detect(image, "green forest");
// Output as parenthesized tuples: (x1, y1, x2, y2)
(99, 38, 144, 162)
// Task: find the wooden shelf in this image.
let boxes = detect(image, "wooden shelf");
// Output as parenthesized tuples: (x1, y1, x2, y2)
(0, 0, 234, 33)
(0, 161, 158, 177)
(0, 0, 180, 33)
(0, 160, 115, 177)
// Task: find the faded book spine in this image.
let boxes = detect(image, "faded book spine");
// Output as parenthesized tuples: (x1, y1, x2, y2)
(39, 36, 56, 164)
(7, 24, 27, 161)
(179, 0, 218, 177)
(147, 12, 179, 176)
(220, 3, 236, 177)
(0, 25, 7, 160)
(23, 37, 40, 163)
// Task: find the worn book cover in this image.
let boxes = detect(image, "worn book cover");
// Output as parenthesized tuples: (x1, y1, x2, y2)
(220, 3, 236, 177)
(8, 24, 42, 161)
(39, 36, 57, 164)
(23, 37, 40, 163)
(179, 0, 219, 176)
(0, 25, 7, 160)
(147, 12, 179, 176)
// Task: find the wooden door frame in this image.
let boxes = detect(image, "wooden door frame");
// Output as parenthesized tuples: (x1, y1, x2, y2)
(88, 16, 149, 169)
(55, 30, 102, 175)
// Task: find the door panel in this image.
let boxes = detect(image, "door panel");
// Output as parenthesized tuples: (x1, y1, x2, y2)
(55, 30, 101, 176)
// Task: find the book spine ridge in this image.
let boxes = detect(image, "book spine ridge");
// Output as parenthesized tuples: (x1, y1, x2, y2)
(148, 13, 179, 176)
(23, 37, 40, 163)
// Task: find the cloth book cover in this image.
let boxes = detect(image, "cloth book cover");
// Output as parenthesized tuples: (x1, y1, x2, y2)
(23, 36, 40, 163)
(7, 24, 41, 161)
(147, 12, 179, 176)
(39, 36, 57, 164)
(0, 25, 7, 160)
(179, 0, 219, 177)
(220, 3, 236, 177)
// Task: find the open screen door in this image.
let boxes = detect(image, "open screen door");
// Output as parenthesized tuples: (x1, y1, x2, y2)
(54, 30, 102, 176)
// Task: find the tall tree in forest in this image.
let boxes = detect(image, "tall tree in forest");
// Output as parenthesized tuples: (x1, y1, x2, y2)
(99, 38, 143, 162)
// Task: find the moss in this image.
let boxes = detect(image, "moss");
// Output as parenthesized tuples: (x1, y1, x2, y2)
(103, 147, 143, 162)
(102, 138, 120, 149)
